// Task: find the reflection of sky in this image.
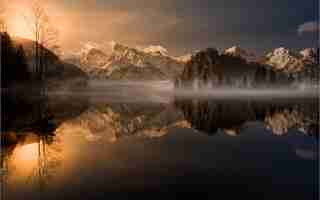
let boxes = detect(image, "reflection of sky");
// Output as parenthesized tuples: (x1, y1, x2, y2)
(2, 95, 318, 199)
(3, 122, 318, 199)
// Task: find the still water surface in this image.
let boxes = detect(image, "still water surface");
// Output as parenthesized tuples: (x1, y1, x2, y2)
(1, 84, 319, 199)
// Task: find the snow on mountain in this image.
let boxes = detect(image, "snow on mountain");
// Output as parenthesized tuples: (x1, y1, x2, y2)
(264, 47, 312, 73)
(143, 45, 169, 56)
(224, 46, 259, 63)
(80, 42, 101, 54)
(72, 42, 185, 80)
(174, 54, 193, 63)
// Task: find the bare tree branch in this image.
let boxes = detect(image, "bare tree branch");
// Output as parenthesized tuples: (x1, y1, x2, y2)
(24, 0, 60, 81)
(0, 5, 7, 32)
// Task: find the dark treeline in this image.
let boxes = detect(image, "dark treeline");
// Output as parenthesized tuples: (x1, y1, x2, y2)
(175, 48, 319, 89)
(1, 32, 51, 133)
(1, 32, 31, 89)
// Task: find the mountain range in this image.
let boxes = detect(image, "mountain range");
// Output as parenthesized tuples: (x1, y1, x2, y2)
(63, 42, 186, 81)
(10, 35, 318, 88)
(176, 46, 318, 88)
(63, 42, 318, 84)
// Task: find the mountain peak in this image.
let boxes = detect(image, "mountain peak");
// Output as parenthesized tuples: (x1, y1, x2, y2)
(224, 46, 258, 63)
(80, 42, 102, 55)
(143, 45, 169, 56)
(272, 47, 291, 56)
(111, 42, 133, 53)
(174, 54, 193, 63)
(265, 47, 307, 73)
(73, 41, 184, 80)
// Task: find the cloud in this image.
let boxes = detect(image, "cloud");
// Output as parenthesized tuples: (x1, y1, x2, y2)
(298, 21, 319, 35)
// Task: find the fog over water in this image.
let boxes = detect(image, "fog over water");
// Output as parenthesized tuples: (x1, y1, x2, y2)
(48, 80, 319, 103)
(2, 79, 319, 200)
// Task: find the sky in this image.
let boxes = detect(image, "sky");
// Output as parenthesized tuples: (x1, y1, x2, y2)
(3, 0, 319, 56)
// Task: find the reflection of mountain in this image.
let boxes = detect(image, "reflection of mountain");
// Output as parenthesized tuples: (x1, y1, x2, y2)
(175, 98, 319, 137)
(67, 42, 185, 81)
(56, 103, 188, 142)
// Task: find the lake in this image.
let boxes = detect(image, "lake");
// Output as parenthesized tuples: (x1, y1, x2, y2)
(1, 82, 319, 199)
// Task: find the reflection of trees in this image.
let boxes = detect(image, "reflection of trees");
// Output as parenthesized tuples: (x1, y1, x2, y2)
(29, 134, 61, 191)
(175, 99, 255, 136)
(1, 88, 88, 199)
(175, 98, 319, 137)
(1, 131, 62, 199)
(1, 146, 9, 200)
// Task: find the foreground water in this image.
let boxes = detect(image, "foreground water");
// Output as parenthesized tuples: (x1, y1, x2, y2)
(1, 82, 319, 199)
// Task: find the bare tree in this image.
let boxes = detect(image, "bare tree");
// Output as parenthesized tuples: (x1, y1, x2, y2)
(39, 17, 60, 81)
(0, 6, 7, 33)
(24, 0, 59, 81)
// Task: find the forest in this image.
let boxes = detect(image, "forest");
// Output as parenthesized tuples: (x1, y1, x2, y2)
(1, 32, 31, 89)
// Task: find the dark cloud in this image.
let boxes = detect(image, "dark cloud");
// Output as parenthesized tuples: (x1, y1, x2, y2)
(298, 21, 319, 34)
(48, 0, 320, 55)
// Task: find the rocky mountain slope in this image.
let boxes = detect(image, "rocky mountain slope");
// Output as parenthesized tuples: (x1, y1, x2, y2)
(175, 48, 281, 88)
(263, 47, 317, 73)
(224, 46, 259, 63)
(175, 46, 319, 88)
(222, 46, 318, 73)
(70, 42, 185, 81)
(61, 40, 318, 86)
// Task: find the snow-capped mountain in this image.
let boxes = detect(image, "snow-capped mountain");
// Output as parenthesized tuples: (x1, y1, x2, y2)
(174, 54, 193, 63)
(264, 47, 316, 73)
(142, 45, 169, 56)
(62, 40, 318, 84)
(74, 42, 185, 80)
(224, 46, 259, 63)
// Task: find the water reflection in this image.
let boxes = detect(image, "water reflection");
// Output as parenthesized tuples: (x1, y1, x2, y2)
(175, 97, 319, 138)
(1, 91, 319, 199)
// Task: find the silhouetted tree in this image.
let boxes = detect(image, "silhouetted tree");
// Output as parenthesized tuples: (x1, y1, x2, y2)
(0, 6, 7, 32)
(1, 32, 31, 88)
(25, 0, 60, 82)
(15, 45, 31, 81)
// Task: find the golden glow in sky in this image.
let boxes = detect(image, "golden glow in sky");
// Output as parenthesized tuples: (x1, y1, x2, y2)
(8, 14, 34, 40)
(3, 0, 35, 40)
(2, 0, 178, 52)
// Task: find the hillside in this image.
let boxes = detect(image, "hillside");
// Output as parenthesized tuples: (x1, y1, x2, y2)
(12, 37, 88, 90)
